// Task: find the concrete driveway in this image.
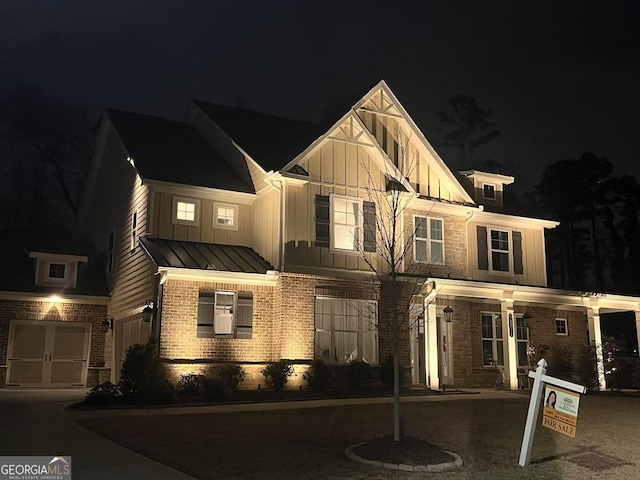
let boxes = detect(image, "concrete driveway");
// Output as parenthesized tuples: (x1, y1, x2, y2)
(0, 389, 195, 480)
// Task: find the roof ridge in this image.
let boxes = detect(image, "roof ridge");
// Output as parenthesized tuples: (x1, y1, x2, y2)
(191, 100, 316, 126)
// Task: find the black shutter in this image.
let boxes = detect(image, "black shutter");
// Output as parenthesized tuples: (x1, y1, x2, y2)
(236, 293, 253, 339)
(477, 226, 489, 271)
(363, 201, 376, 252)
(513, 231, 524, 275)
(315, 195, 330, 247)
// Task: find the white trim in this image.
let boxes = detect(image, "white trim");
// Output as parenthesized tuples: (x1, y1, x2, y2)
(172, 197, 201, 226)
(159, 267, 279, 286)
(555, 318, 568, 336)
(460, 170, 515, 186)
(145, 179, 256, 205)
(0, 291, 109, 305)
(28, 252, 88, 263)
(330, 193, 363, 254)
(472, 210, 559, 230)
(130, 211, 138, 252)
(213, 202, 239, 231)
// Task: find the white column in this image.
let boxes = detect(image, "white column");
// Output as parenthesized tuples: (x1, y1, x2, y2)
(501, 300, 518, 390)
(426, 302, 439, 390)
(635, 311, 640, 359)
(587, 307, 606, 390)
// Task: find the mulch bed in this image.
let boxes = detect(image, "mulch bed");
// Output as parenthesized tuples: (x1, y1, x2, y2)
(352, 435, 456, 466)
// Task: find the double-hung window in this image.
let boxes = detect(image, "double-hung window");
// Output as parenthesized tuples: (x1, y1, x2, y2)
(414, 216, 444, 264)
(555, 318, 568, 336)
(197, 291, 253, 338)
(489, 229, 510, 273)
(314, 298, 378, 364)
(483, 183, 496, 200)
(481, 313, 503, 366)
(332, 195, 361, 251)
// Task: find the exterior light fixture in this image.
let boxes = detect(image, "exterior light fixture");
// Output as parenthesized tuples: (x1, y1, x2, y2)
(102, 315, 113, 333)
(522, 311, 533, 329)
(142, 300, 154, 323)
(444, 305, 454, 323)
(50, 295, 61, 304)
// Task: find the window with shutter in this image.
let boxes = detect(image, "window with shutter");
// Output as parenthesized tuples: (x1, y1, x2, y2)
(196, 291, 253, 339)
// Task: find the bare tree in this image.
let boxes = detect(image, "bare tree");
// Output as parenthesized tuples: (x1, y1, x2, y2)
(357, 130, 433, 442)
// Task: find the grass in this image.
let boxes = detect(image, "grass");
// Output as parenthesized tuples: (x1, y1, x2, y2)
(77, 394, 640, 479)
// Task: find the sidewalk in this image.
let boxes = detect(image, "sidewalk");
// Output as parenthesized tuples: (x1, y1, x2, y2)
(68, 388, 524, 420)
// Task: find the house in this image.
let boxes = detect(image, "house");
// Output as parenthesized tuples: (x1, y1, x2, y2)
(0, 231, 109, 387)
(71, 80, 640, 391)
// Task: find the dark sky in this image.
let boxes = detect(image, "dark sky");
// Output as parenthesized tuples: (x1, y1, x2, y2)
(1, 0, 639, 189)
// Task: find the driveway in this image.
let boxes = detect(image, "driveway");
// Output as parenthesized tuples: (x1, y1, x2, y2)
(0, 389, 195, 480)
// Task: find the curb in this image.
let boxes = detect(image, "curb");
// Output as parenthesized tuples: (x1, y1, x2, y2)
(345, 441, 463, 473)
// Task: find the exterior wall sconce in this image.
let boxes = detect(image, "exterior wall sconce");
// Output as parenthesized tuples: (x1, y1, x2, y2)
(522, 311, 533, 329)
(102, 315, 113, 333)
(444, 305, 454, 323)
(142, 300, 154, 323)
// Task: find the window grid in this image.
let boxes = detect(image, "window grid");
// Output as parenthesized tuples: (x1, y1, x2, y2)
(516, 316, 530, 367)
(332, 196, 360, 251)
(489, 229, 510, 272)
(176, 201, 196, 222)
(481, 313, 503, 366)
(48, 263, 66, 279)
(555, 318, 568, 336)
(483, 183, 496, 199)
(217, 207, 235, 226)
(414, 216, 444, 264)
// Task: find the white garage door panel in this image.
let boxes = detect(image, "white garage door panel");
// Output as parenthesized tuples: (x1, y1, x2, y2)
(7, 320, 91, 387)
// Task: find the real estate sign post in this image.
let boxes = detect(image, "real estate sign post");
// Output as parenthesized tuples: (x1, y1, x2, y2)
(518, 358, 586, 467)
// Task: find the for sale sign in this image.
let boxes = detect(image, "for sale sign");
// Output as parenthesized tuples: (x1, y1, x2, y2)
(541, 386, 580, 437)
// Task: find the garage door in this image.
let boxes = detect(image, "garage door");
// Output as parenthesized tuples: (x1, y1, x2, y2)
(6, 320, 91, 387)
(114, 316, 150, 382)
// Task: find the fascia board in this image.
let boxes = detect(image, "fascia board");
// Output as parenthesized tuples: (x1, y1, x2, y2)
(472, 210, 559, 229)
(28, 252, 89, 263)
(145, 179, 256, 205)
(0, 291, 110, 305)
(160, 267, 279, 286)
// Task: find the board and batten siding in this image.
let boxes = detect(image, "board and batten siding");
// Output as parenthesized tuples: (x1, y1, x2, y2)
(284, 141, 380, 271)
(150, 191, 255, 246)
(467, 221, 547, 286)
(252, 188, 280, 269)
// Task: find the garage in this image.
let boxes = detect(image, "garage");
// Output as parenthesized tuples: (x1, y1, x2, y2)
(6, 320, 91, 387)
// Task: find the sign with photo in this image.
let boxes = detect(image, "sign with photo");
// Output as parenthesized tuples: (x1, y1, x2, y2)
(541, 386, 580, 437)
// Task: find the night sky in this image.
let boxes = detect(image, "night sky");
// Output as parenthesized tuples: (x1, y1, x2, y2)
(1, 0, 639, 189)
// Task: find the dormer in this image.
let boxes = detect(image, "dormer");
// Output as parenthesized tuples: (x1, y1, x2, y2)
(459, 170, 515, 207)
(28, 251, 89, 289)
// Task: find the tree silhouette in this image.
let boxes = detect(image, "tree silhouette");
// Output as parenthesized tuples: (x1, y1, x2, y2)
(435, 95, 500, 168)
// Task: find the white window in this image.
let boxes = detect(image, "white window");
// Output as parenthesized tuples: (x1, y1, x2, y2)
(107, 230, 115, 273)
(516, 315, 530, 367)
(331, 195, 362, 251)
(414, 216, 444, 264)
(47, 263, 67, 280)
(315, 298, 378, 364)
(214, 202, 238, 230)
(481, 312, 503, 366)
(489, 228, 511, 273)
(555, 318, 568, 336)
(197, 291, 253, 338)
(483, 183, 496, 200)
(130, 211, 138, 252)
(172, 197, 200, 226)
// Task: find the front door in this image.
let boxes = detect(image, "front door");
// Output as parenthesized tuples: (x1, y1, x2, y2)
(6, 320, 91, 387)
(438, 316, 454, 386)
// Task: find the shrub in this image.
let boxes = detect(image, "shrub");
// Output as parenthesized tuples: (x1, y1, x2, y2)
(574, 344, 600, 391)
(202, 377, 232, 401)
(303, 359, 331, 390)
(262, 360, 294, 391)
(176, 373, 205, 396)
(214, 364, 246, 391)
(537, 344, 574, 381)
(85, 382, 121, 406)
(378, 355, 405, 388)
(347, 360, 371, 388)
(603, 336, 634, 390)
(119, 338, 169, 400)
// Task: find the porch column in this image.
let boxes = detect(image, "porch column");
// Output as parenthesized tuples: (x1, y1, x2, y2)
(425, 302, 439, 390)
(501, 300, 518, 390)
(635, 311, 640, 359)
(587, 307, 606, 390)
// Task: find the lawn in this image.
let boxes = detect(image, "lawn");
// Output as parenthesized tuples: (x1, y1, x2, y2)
(77, 394, 640, 479)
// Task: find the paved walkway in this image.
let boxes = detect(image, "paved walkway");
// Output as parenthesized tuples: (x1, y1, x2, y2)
(0, 389, 196, 480)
